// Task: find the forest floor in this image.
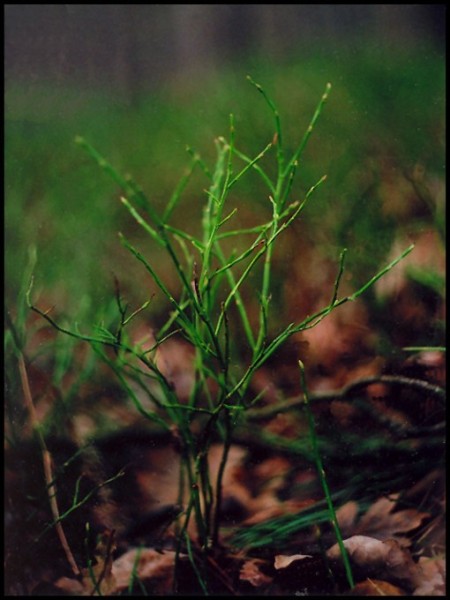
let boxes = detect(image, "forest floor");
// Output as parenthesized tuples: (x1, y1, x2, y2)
(5, 227, 446, 596)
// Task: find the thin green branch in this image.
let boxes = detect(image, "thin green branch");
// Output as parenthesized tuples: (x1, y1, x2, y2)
(226, 141, 273, 190)
(247, 75, 284, 169)
(232, 146, 276, 195)
(163, 156, 199, 223)
(184, 532, 209, 595)
(298, 360, 355, 590)
(330, 248, 347, 306)
(348, 244, 415, 300)
(284, 82, 332, 176)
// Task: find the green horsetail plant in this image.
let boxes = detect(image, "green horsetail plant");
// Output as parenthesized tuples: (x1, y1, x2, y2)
(27, 77, 414, 594)
(298, 359, 355, 589)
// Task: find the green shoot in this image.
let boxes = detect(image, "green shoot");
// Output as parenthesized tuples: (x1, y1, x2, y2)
(25, 76, 416, 593)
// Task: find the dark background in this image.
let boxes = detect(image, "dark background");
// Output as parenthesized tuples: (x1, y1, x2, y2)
(5, 5, 446, 102)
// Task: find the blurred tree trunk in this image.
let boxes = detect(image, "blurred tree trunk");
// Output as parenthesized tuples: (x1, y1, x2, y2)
(5, 5, 445, 99)
(171, 5, 218, 78)
(115, 5, 143, 106)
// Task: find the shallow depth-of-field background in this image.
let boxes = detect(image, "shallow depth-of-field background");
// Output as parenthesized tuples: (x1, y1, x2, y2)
(6, 6, 445, 324)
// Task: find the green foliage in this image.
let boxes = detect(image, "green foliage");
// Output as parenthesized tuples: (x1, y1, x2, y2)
(5, 50, 444, 322)
(23, 75, 418, 593)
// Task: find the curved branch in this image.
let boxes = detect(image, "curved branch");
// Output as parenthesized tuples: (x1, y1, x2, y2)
(246, 374, 446, 436)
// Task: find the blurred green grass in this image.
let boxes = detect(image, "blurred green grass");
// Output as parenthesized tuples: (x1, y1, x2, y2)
(5, 49, 445, 325)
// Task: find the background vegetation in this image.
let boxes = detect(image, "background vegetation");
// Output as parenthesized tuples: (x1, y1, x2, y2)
(6, 47, 445, 319)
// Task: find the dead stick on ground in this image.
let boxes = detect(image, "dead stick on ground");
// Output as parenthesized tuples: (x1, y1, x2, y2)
(247, 374, 445, 421)
(18, 353, 81, 577)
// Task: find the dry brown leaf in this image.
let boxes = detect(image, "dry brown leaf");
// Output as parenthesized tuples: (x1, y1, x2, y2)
(133, 444, 181, 508)
(265, 412, 305, 438)
(55, 530, 117, 596)
(274, 554, 313, 569)
(207, 445, 308, 530)
(374, 230, 445, 345)
(296, 295, 380, 393)
(241, 503, 286, 525)
(242, 499, 309, 526)
(207, 444, 254, 522)
(327, 535, 421, 588)
(336, 500, 359, 534)
(354, 495, 429, 546)
(253, 456, 291, 491)
(375, 230, 445, 301)
(382, 539, 422, 583)
(153, 337, 196, 401)
(413, 556, 446, 596)
(112, 548, 183, 595)
(348, 578, 407, 595)
(328, 535, 389, 569)
(239, 558, 273, 587)
(54, 577, 87, 595)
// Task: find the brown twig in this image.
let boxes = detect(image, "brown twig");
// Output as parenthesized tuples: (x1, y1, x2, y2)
(246, 374, 445, 421)
(18, 353, 81, 576)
